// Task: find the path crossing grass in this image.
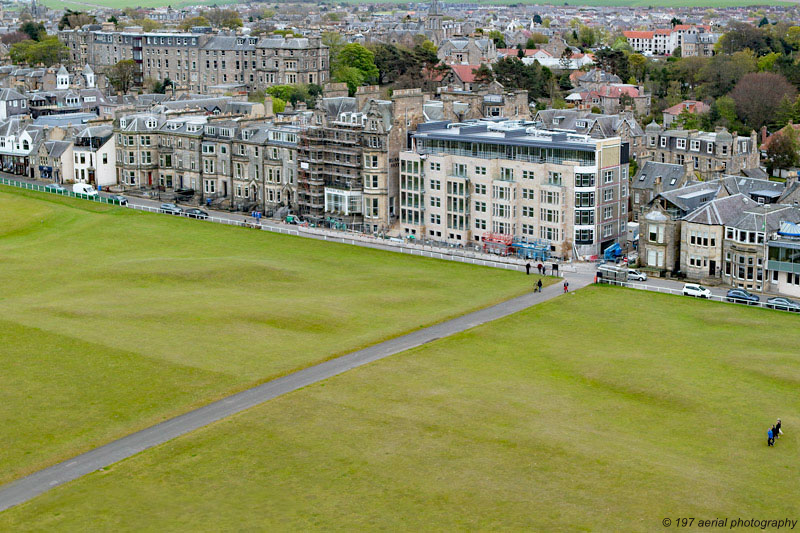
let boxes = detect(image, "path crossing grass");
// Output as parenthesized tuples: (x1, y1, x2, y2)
(0, 186, 532, 484)
(2, 286, 797, 530)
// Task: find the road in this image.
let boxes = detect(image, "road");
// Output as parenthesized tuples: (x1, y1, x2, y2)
(0, 271, 593, 512)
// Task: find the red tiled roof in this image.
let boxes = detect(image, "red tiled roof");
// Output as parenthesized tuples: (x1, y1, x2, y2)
(496, 48, 538, 57)
(623, 31, 654, 39)
(663, 100, 710, 116)
(450, 64, 480, 83)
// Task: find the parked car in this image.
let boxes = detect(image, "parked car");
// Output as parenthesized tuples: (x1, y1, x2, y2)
(726, 288, 760, 305)
(72, 183, 98, 197)
(44, 183, 66, 192)
(627, 269, 647, 281)
(766, 297, 800, 312)
(160, 203, 183, 215)
(682, 283, 712, 298)
(184, 208, 209, 219)
(107, 194, 128, 205)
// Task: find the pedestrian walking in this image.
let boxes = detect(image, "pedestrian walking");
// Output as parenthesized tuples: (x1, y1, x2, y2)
(537, 263, 543, 275)
(776, 419, 782, 439)
(563, 281, 569, 293)
(537, 279, 543, 293)
(768, 427, 775, 446)
(526, 262, 531, 275)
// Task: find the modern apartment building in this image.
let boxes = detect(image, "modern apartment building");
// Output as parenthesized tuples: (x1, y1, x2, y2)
(623, 25, 713, 56)
(398, 119, 629, 258)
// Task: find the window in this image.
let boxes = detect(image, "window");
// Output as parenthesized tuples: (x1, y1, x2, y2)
(141, 151, 152, 164)
(430, 162, 441, 171)
(522, 188, 534, 200)
(603, 206, 613, 220)
(475, 166, 486, 175)
(575, 210, 594, 225)
(547, 172, 562, 186)
(204, 180, 216, 194)
(575, 173, 594, 187)
(522, 170, 534, 180)
(603, 188, 613, 202)
(365, 155, 378, 168)
(500, 168, 514, 181)
(603, 170, 613, 183)
(575, 192, 594, 207)
(648, 224, 664, 243)
(660, 136, 666, 148)
(543, 191, 559, 204)
(430, 179, 441, 191)
(690, 140, 700, 151)
(474, 201, 486, 212)
(473, 184, 486, 195)
(677, 138, 686, 150)
(540, 209, 559, 223)
(522, 206, 535, 218)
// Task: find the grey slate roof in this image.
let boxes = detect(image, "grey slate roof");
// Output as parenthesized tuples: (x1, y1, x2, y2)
(632, 161, 687, 192)
(683, 193, 758, 225)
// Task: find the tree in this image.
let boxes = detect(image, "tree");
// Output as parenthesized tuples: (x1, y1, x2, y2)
(559, 48, 573, 70)
(773, 95, 799, 129)
(672, 46, 681, 58)
(9, 37, 67, 66)
(595, 48, 629, 80)
(179, 16, 210, 31)
(333, 66, 364, 96)
(717, 22, 773, 56)
(322, 32, 346, 70)
(58, 9, 96, 30)
(204, 8, 242, 29)
(577, 25, 596, 48)
(766, 126, 800, 176)
(19, 21, 45, 41)
(757, 51, 780, 71)
(1, 32, 30, 45)
(271, 97, 287, 114)
(628, 53, 646, 82)
(533, 14, 542, 25)
(336, 43, 379, 84)
(108, 16, 118, 26)
(670, 17, 683, 27)
(106, 59, 139, 93)
(730, 72, 796, 129)
(487, 30, 506, 49)
(473, 63, 494, 85)
(697, 51, 756, 99)
(558, 73, 572, 90)
(758, 16, 770, 27)
(525, 33, 548, 49)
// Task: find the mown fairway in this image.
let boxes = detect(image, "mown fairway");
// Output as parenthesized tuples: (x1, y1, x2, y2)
(0, 186, 532, 484)
(3, 286, 797, 531)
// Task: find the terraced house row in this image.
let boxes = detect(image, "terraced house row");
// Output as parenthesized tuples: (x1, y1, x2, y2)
(59, 26, 329, 93)
(115, 112, 301, 212)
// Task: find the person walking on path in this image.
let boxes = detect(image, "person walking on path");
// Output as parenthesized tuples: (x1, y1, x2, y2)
(775, 419, 782, 439)
(768, 427, 774, 446)
(526, 263, 531, 275)
(563, 281, 569, 293)
(537, 279, 543, 293)
(537, 263, 543, 275)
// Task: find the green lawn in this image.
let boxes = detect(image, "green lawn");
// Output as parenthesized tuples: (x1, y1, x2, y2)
(0, 186, 532, 484)
(3, 286, 797, 531)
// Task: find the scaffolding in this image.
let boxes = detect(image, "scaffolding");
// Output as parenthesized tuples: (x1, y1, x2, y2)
(512, 238, 551, 261)
(482, 232, 515, 256)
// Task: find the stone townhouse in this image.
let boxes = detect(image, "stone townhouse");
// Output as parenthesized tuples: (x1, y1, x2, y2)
(630, 162, 688, 221)
(73, 125, 116, 187)
(534, 109, 645, 160)
(60, 29, 329, 94)
(399, 119, 629, 259)
(34, 140, 73, 183)
(297, 86, 425, 233)
(641, 123, 760, 180)
(437, 37, 497, 65)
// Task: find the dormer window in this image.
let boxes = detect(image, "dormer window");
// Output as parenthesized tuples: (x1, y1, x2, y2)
(119, 118, 127, 128)
(146, 118, 157, 129)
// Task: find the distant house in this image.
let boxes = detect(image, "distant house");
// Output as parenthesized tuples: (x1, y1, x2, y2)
(441, 64, 481, 92)
(630, 162, 688, 221)
(0, 88, 27, 120)
(662, 100, 710, 128)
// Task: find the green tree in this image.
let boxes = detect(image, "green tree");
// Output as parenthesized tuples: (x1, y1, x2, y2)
(473, 63, 494, 85)
(773, 95, 798, 129)
(730, 71, 796, 130)
(757, 51, 780, 71)
(19, 21, 45, 41)
(577, 25, 596, 48)
(333, 66, 365, 97)
(106, 59, 139, 93)
(321, 32, 346, 71)
(487, 30, 506, 49)
(59, 10, 96, 30)
(670, 17, 683, 27)
(672, 46, 681, 58)
(628, 53, 646, 82)
(9, 36, 67, 66)
(336, 43, 379, 84)
(525, 33, 548, 49)
(179, 16, 210, 31)
(271, 97, 287, 114)
(533, 14, 542, 25)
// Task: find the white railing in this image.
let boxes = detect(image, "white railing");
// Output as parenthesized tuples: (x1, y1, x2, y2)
(0, 177, 123, 205)
(598, 278, 798, 314)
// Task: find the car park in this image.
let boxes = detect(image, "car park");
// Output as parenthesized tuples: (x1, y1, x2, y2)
(766, 297, 800, 312)
(627, 269, 647, 281)
(160, 203, 183, 215)
(682, 283, 711, 298)
(725, 288, 760, 305)
(107, 194, 128, 205)
(184, 208, 209, 219)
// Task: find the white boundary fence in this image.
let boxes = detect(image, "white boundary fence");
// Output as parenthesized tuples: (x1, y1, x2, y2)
(1, 176, 572, 274)
(598, 278, 799, 313)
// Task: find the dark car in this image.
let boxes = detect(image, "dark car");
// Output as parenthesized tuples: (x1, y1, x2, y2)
(726, 288, 760, 305)
(160, 202, 183, 215)
(108, 194, 128, 205)
(184, 208, 209, 220)
(766, 297, 800, 312)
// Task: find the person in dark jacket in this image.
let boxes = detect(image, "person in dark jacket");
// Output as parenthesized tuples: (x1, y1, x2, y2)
(775, 419, 782, 439)
(536, 279, 543, 293)
(768, 427, 774, 446)
(526, 263, 531, 275)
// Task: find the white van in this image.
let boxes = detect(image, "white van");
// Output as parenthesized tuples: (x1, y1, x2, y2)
(72, 183, 98, 197)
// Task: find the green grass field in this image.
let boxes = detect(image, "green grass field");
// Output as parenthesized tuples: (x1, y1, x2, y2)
(0, 186, 533, 485)
(3, 286, 797, 531)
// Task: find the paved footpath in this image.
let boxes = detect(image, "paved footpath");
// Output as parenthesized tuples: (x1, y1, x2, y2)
(0, 272, 593, 512)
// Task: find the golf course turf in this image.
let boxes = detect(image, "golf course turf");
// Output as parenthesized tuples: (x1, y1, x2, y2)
(2, 286, 797, 530)
(0, 186, 534, 484)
